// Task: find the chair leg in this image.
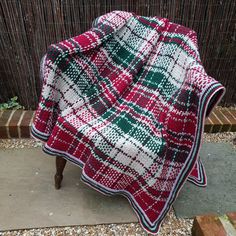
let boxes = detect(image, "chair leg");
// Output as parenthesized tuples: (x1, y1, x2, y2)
(54, 156, 67, 189)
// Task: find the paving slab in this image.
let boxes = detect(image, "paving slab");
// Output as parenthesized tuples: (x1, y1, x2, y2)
(1, 142, 235, 230)
(0, 148, 137, 231)
(174, 143, 236, 218)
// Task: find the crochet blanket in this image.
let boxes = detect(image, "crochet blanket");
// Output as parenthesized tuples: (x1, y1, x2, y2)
(31, 11, 225, 234)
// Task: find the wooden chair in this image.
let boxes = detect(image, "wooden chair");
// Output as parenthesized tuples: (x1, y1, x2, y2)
(54, 156, 67, 189)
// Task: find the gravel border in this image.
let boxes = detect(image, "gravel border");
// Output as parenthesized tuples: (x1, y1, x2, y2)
(1, 132, 235, 150)
(0, 138, 42, 149)
(203, 132, 236, 148)
(0, 210, 193, 236)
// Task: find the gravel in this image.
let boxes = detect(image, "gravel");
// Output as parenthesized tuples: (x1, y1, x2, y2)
(0, 132, 235, 235)
(203, 132, 236, 148)
(0, 132, 235, 150)
(0, 138, 42, 149)
(0, 210, 193, 236)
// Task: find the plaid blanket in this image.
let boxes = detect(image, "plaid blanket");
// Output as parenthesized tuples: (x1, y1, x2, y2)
(31, 11, 225, 234)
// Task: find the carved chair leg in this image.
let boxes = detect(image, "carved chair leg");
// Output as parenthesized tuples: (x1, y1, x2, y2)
(54, 156, 67, 189)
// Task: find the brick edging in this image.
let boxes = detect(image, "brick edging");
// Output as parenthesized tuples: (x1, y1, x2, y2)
(0, 107, 236, 139)
(192, 212, 236, 236)
(205, 107, 236, 133)
(0, 110, 35, 138)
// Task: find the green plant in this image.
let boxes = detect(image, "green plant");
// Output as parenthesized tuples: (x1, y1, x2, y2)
(0, 96, 25, 110)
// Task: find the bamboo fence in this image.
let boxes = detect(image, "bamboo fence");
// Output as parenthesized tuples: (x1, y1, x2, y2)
(0, 0, 235, 109)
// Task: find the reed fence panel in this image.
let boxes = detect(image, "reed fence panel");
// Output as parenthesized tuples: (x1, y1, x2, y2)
(0, 0, 235, 109)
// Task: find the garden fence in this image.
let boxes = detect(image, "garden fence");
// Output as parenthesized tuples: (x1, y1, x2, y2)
(0, 0, 235, 109)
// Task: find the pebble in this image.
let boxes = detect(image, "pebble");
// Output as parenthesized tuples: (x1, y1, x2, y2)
(0, 138, 42, 149)
(203, 132, 236, 148)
